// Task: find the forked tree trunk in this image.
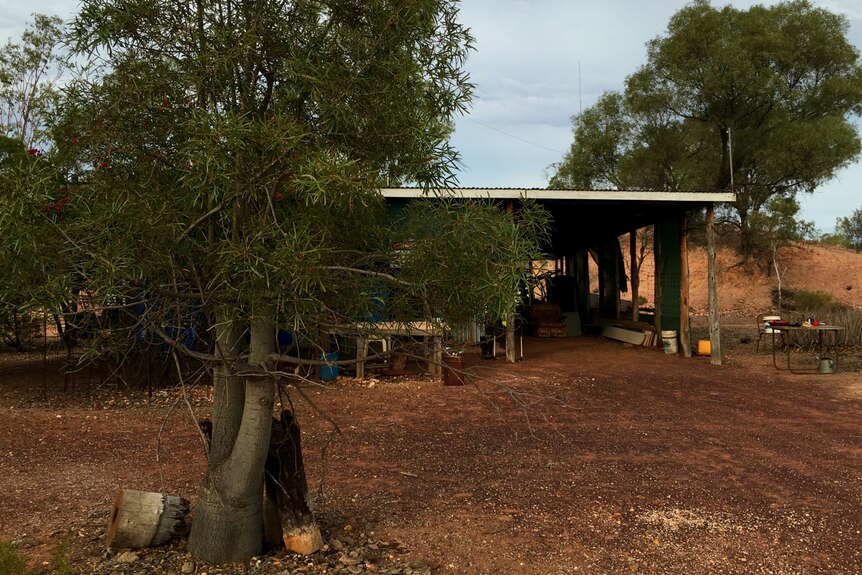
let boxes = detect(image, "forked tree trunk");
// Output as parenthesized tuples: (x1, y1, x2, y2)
(188, 319, 276, 563)
(263, 411, 323, 554)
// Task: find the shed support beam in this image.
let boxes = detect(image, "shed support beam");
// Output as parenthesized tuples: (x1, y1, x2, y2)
(653, 224, 662, 334)
(679, 213, 691, 357)
(505, 199, 516, 363)
(630, 231, 639, 322)
(707, 205, 722, 365)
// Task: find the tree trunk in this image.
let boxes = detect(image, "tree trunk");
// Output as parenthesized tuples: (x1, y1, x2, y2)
(772, 241, 783, 315)
(107, 489, 189, 549)
(188, 318, 276, 564)
(263, 411, 323, 555)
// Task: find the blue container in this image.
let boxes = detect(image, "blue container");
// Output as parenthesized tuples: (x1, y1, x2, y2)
(277, 329, 293, 347)
(319, 351, 341, 381)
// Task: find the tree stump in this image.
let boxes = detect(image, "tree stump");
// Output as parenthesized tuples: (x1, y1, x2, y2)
(106, 489, 190, 549)
(264, 411, 323, 555)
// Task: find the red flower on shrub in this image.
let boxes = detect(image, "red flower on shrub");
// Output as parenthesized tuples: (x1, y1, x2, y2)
(26, 147, 42, 156)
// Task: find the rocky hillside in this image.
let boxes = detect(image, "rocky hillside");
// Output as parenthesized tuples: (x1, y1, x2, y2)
(686, 243, 862, 317)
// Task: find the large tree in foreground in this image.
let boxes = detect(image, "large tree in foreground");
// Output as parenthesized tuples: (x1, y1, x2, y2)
(48, 0, 545, 564)
(551, 0, 862, 254)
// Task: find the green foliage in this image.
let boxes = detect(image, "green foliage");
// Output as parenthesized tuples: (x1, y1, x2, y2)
(0, 137, 72, 350)
(0, 539, 75, 575)
(549, 92, 632, 189)
(5, 3, 547, 561)
(748, 196, 815, 247)
(828, 306, 862, 348)
(835, 208, 862, 252)
(0, 540, 35, 575)
(0, 14, 69, 149)
(396, 199, 548, 329)
(550, 0, 862, 256)
(793, 289, 835, 311)
(51, 540, 74, 575)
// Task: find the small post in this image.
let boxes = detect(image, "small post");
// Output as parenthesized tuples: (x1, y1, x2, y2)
(355, 335, 367, 379)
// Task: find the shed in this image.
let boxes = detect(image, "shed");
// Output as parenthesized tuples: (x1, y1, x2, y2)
(381, 187, 733, 363)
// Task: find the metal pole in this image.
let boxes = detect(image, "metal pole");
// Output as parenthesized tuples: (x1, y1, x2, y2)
(728, 127, 734, 194)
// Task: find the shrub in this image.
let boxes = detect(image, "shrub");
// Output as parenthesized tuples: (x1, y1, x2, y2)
(0, 539, 74, 575)
(794, 289, 835, 311)
(0, 540, 29, 575)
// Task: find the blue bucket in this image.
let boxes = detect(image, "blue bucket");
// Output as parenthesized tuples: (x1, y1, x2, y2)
(319, 351, 340, 381)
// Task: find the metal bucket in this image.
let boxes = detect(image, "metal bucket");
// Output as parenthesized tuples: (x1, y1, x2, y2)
(661, 330, 678, 355)
(818, 357, 835, 374)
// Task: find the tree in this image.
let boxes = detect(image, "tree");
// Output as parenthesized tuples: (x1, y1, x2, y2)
(748, 196, 815, 313)
(549, 92, 632, 190)
(40, 0, 546, 564)
(551, 0, 862, 256)
(0, 15, 72, 349)
(0, 14, 69, 149)
(835, 208, 862, 252)
(0, 137, 70, 349)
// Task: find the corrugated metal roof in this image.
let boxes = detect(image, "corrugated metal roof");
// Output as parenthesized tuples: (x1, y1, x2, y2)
(380, 187, 736, 203)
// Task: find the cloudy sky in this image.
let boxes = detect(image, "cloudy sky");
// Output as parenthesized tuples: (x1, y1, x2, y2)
(2, 0, 860, 231)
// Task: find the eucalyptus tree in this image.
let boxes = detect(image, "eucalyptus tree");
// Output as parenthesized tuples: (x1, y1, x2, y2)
(0, 15, 71, 348)
(0, 14, 69, 149)
(552, 0, 862, 255)
(835, 208, 862, 252)
(52, 0, 545, 564)
(0, 137, 70, 349)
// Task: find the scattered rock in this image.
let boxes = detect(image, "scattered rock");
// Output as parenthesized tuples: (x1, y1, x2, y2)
(181, 560, 195, 573)
(115, 551, 139, 564)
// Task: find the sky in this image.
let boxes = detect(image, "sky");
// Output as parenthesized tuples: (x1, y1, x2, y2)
(2, 0, 861, 231)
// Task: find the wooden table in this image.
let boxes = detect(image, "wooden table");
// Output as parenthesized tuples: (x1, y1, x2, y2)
(771, 325, 845, 374)
(346, 321, 444, 379)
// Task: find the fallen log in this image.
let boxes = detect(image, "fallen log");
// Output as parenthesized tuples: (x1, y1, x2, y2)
(264, 411, 323, 555)
(106, 489, 189, 549)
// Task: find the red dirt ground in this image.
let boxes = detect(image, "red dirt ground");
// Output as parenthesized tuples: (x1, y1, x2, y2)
(2, 326, 862, 574)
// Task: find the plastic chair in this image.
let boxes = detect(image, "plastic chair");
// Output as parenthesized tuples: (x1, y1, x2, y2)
(756, 313, 782, 353)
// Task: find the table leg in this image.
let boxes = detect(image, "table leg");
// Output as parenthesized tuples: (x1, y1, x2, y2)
(771, 331, 782, 370)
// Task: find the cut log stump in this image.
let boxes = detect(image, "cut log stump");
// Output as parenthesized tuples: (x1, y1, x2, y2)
(106, 489, 190, 549)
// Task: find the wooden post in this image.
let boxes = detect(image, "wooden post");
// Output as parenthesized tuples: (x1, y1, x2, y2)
(504, 199, 517, 363)
(577, 249, 590, 323)
(431, 335, 443, 378)
(106, 490, 189, 549)
(679, 213, 691, 357)
(630, 231, 639, 322)
(706, 205, 722, 365)
(355, 335, 367, 379)
(505, 316, 516, 363)
(653, 224, 662, 335)
(597, 243, 606, 317)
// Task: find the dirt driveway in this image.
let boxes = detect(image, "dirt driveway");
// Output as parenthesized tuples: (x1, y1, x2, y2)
(2, 334, 862, 574)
